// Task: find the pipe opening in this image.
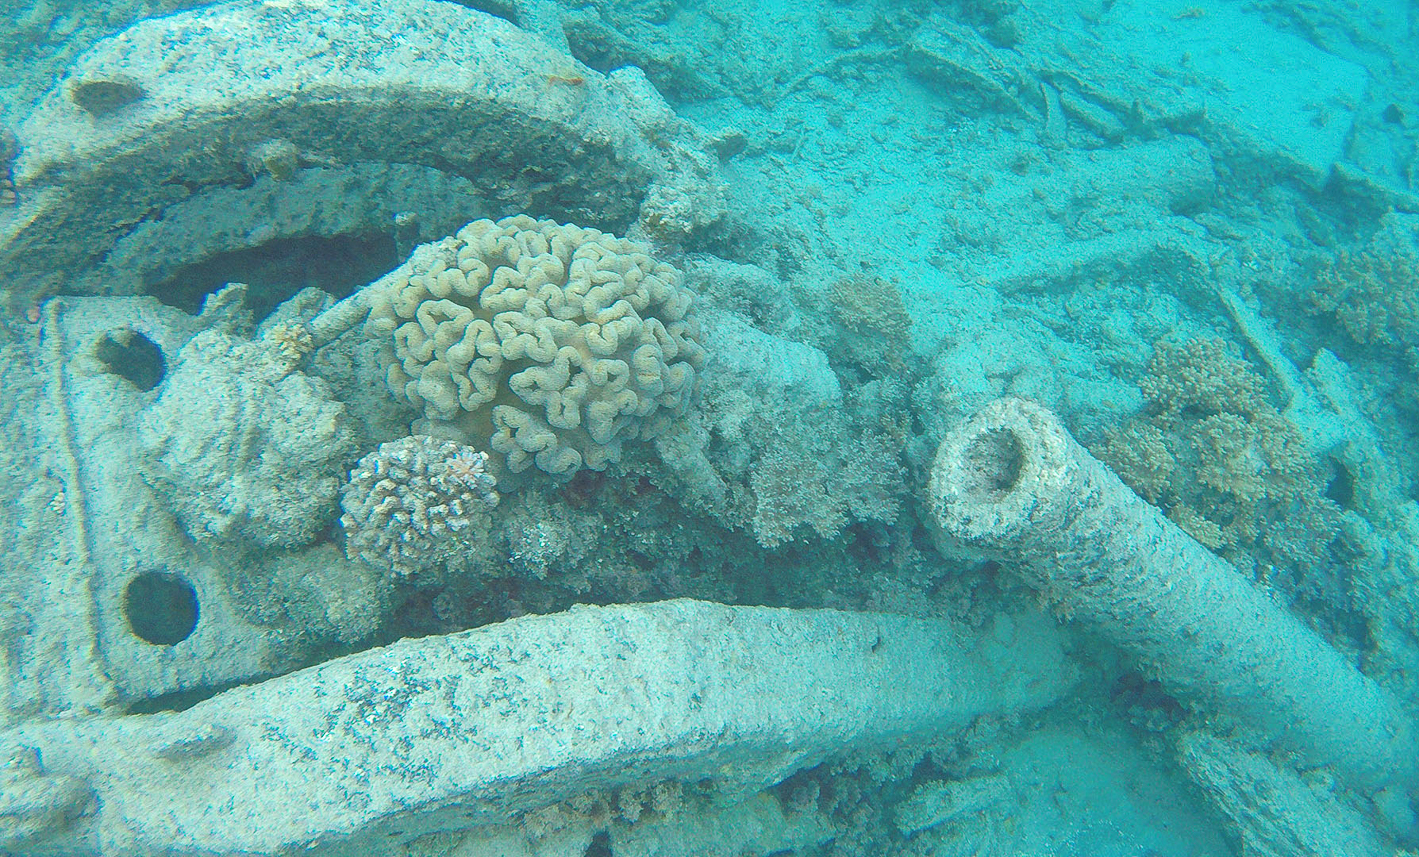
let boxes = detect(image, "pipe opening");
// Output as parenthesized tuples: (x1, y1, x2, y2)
(959, 428, 1025, 503)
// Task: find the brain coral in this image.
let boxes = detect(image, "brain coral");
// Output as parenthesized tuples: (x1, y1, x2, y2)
(366, 215, 705, 475)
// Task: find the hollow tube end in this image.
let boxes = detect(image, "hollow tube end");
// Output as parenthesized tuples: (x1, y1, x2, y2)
(927, 397, 1080, 550)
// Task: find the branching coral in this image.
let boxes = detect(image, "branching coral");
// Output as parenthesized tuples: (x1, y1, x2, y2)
(827, 273, 913, 379)
(1099, 337, 1338, 561)
(1097, 421, 1174, 504)
(1307, 214, 1419, 349)
(1192, 411, 1316, 505)
(749, 444, 850, 549)
(688, 310, 908, 550)
(1138, 337, 1267, 420)
(366, 216, 706, 476)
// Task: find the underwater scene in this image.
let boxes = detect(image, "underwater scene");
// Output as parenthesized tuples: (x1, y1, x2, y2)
(1, 0, 1418, 854)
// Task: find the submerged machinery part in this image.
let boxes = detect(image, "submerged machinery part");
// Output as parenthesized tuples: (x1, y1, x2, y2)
(0, 599, 1072, 856)
(926, 397, 1418, 791)
(0, 0, 724, 311)
(2, 294, 384, 720)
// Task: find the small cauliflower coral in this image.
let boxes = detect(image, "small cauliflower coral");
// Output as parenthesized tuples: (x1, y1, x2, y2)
(366, 215, 706, 476)
(339, 435, 499, 580)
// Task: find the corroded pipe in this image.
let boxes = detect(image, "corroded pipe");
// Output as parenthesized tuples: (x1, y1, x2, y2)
(926, 397, 1416, 790)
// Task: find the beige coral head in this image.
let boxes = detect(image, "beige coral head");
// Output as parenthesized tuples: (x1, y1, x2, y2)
(367, 215, 705, 477)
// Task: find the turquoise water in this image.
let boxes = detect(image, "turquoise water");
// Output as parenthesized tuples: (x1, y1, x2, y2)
(1, 0, 1418, 854)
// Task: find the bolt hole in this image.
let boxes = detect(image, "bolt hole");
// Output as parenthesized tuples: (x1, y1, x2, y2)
(94, 328, 165, 391)
(124, 571, 199, 645)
